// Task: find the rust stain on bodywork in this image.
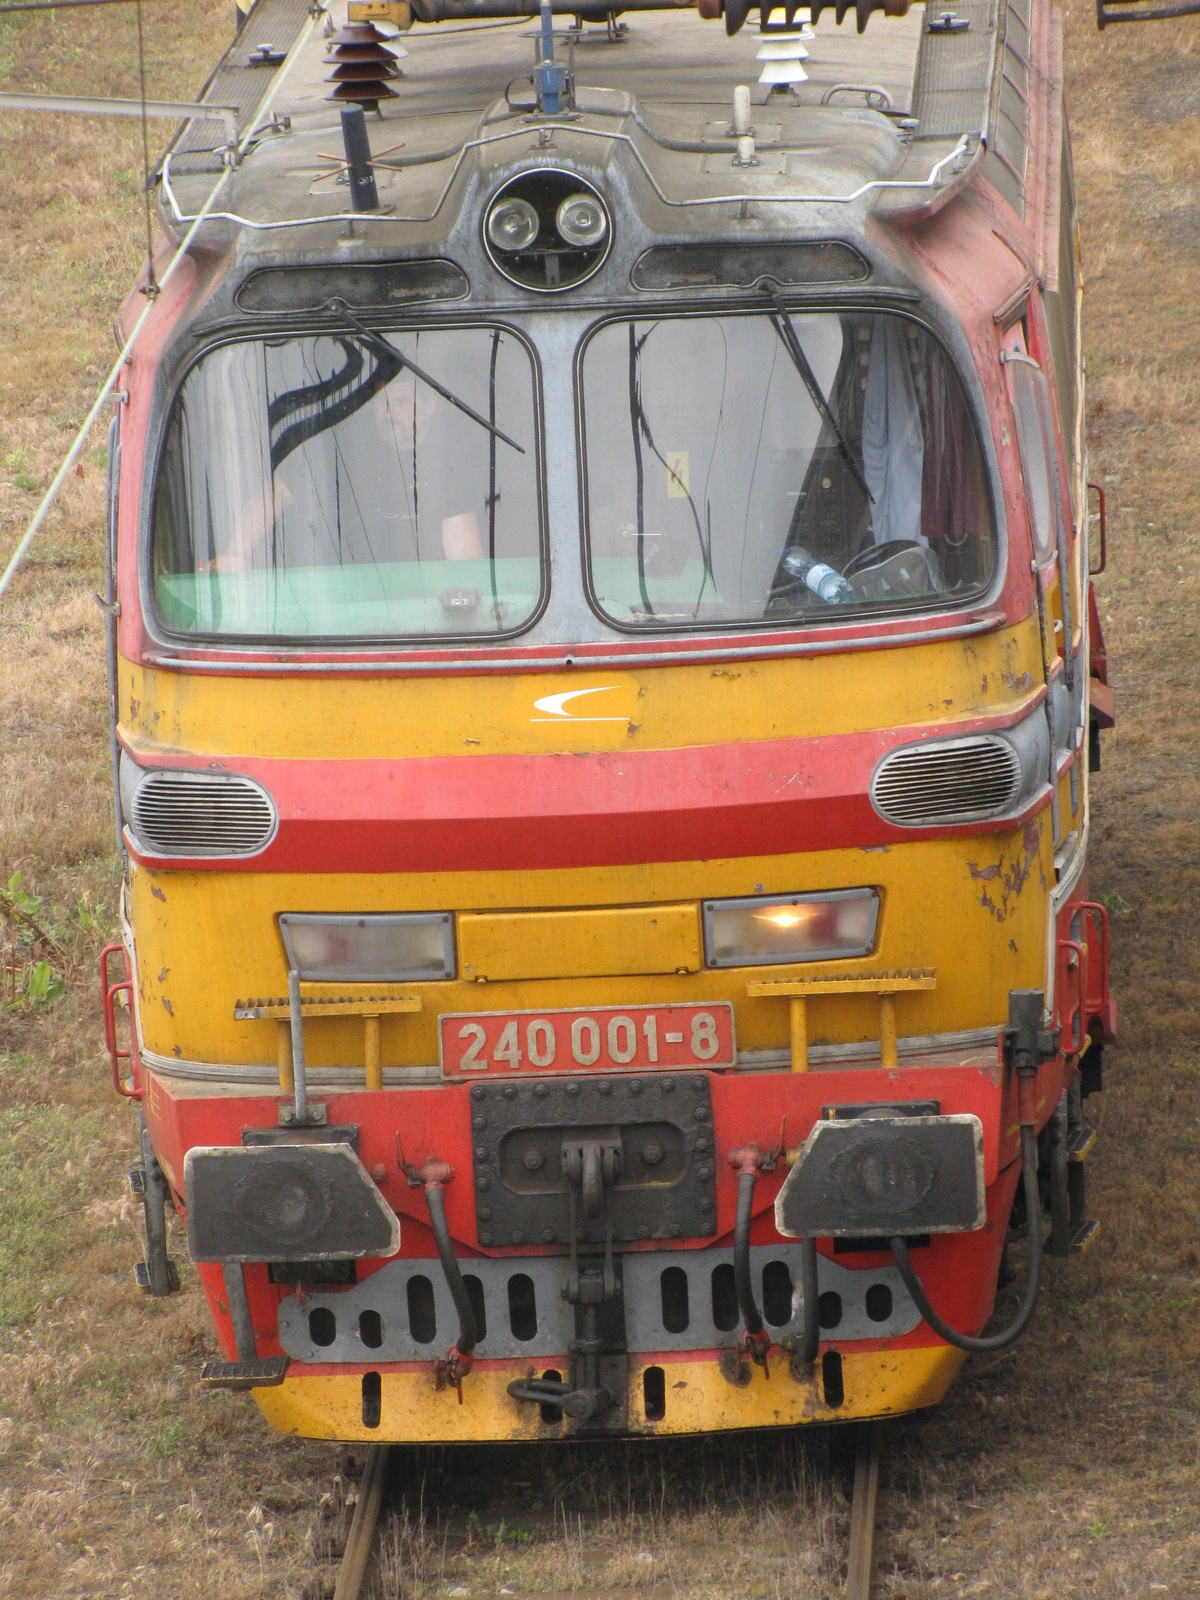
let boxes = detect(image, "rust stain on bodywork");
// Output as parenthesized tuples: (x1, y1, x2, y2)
(967, 819, 1045, 921)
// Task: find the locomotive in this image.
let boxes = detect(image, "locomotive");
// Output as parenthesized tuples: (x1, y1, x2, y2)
(102, 0, 1116, 1443)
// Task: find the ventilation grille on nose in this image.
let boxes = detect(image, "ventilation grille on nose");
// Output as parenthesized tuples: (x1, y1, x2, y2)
(871, 738, 1022, 827)
(131, 771, 276, 857)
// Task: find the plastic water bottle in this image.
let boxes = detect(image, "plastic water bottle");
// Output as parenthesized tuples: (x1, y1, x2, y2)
(781, 547, 852, 604)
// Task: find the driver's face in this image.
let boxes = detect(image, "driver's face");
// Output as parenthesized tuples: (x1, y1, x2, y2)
(374, 378, 438, 442)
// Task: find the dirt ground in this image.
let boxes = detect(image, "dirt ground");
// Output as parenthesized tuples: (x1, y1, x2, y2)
(2, 0, 1200, 1594)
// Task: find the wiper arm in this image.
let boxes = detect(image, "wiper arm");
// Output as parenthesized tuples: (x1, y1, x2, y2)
(327, 298, 525, 455)
(762, 283, 873, 505)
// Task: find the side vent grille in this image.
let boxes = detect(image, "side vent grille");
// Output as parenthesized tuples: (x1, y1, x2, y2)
(131, 772, 276, 858)
(871, 738, 1022, 828)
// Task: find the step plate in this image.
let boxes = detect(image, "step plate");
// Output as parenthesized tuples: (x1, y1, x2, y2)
(1069, 1219, 1101, 1255)
(200, 1355, 291, 1390)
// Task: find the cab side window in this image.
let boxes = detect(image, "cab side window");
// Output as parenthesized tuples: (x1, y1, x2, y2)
(1041, 131, 1081, 515)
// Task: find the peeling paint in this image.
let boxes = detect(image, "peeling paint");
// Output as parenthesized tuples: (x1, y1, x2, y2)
(967, 817, 1044, 922)
(1003, 670, 1035, 694)
(162, 997, 174, 1017)
(151, 884, 166, 902)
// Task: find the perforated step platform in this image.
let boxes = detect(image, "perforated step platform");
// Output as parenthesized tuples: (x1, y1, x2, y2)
(1067, 1124, 1097, 1162)
(1069, 1220, 1100, 1255)
(164, 0, 314, 175)
(134, 1259, 181, 1294)
(200, 1355, 291, 1389)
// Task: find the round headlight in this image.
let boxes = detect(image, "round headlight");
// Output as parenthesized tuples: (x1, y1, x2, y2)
(556, 192, 608, 248)
(831, 1139, 935, 1220)
(235, 1160, 335, 1250)
(486, 196, 540, 252)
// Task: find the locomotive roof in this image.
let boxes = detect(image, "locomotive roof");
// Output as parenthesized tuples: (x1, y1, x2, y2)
(160, 0, 1037, 295)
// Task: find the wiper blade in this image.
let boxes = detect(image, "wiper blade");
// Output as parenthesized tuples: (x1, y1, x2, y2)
(762, 282, 873, 505)
(327, 298, 525, 455)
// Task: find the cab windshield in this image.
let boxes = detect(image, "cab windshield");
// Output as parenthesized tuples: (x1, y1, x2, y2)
(151, 327, 541, 639)
(580, 309, 994, 629)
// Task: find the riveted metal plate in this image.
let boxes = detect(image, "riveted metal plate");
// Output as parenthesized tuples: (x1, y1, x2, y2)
(467, 1073, 716, 1247)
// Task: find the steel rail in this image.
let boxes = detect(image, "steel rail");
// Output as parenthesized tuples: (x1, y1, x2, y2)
(333, 1445, 392, 1600)
(845, 1422, 882, 1600)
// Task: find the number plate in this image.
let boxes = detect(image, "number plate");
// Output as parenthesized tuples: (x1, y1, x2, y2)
(439, 1003, 735, 1077)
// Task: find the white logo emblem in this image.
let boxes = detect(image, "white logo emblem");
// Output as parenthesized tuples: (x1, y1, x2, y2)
(531, 686, 629, 723)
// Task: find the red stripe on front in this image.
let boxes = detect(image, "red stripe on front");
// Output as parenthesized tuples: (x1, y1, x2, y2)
(123, 718, 1047, 873)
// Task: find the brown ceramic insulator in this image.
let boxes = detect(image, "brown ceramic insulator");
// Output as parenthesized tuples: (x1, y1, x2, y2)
(325, 38, 406, 58)
(326, 61, 401, 81)
(326, 80, 400, 102)
(328, 21, 391, 44)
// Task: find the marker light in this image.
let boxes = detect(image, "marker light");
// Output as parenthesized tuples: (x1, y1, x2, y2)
(279, 912, 456, 981)
(556, 192, 608, 248)
(486, 196, 540, 252)
(702, 889, 879, 968)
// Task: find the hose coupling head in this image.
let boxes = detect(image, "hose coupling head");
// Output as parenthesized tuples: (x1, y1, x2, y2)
(739, 1324, 772, 1373)
(728, 1142, 776, 1176)
(402, 1150, 454, 1191)
(436, 1345, 472, 1400)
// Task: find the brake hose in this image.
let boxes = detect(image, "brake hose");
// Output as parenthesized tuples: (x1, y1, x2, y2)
(733, 1166, 767, 1343)
(889, 1123, 1044, 1353)
(421, 1174, 478, 1359)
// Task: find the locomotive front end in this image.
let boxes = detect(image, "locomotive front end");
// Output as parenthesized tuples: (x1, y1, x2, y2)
(107, 0, 1114, 1442)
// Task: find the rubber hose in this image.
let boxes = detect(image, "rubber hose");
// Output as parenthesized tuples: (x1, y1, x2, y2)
(733, 1168, 765, 1337)
(800, 1234, 820, 1364)
(424, 1183, 478, 1356)
(890, 1123, 1044, 1353)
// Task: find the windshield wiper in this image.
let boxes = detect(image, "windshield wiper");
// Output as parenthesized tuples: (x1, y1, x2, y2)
(761, 282, 873, 505)
(327, 298, 525, 455)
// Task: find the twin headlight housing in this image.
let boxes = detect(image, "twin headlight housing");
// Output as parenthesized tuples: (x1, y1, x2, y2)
(483, 169, 611, 291)
(278, 890, 879, 982)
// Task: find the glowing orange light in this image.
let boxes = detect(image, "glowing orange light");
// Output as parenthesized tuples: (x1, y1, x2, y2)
(755, 906, 817, 930)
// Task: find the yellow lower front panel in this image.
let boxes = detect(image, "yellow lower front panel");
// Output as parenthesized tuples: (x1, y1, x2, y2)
(253, 1347, 965, 1442)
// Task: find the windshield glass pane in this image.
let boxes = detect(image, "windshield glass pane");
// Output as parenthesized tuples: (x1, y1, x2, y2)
(580, 311, 994, 629)
(152, 327, 541, 640)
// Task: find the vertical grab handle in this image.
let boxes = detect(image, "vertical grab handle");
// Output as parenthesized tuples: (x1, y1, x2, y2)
(100, 941, 141, 1099)
(1056, 937, 1088, 1055)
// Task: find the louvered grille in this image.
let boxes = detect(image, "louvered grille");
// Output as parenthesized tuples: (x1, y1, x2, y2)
(131, 772, 276, 857)
(871, 739, 1022, 828)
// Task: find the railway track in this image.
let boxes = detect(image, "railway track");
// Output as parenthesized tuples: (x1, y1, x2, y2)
(846, 1422, 884, 1600)
(333, 1444, 393, 1600)
(329, 1426, 883, 1600)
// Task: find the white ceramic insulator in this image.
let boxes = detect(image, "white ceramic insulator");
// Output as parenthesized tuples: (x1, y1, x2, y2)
(732, 84, 753, 136)
(735, 133, 758, 165)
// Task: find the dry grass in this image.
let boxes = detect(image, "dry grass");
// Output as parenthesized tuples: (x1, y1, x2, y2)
(3, 0, 1200, 1594)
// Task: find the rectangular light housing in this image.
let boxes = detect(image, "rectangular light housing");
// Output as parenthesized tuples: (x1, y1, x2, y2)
(702, 889, 879, 968)
(279, 913, 456, 982)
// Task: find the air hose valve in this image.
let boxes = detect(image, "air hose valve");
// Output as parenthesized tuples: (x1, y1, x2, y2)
(1003, 989, 1060, 1126)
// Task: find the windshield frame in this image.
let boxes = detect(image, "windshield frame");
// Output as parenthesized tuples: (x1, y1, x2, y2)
(142, 315, 550, 650)
(573, 298, 1001, 639)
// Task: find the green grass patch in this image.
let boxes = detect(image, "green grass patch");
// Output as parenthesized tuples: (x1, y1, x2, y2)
(0, 1102, 110, 1333)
